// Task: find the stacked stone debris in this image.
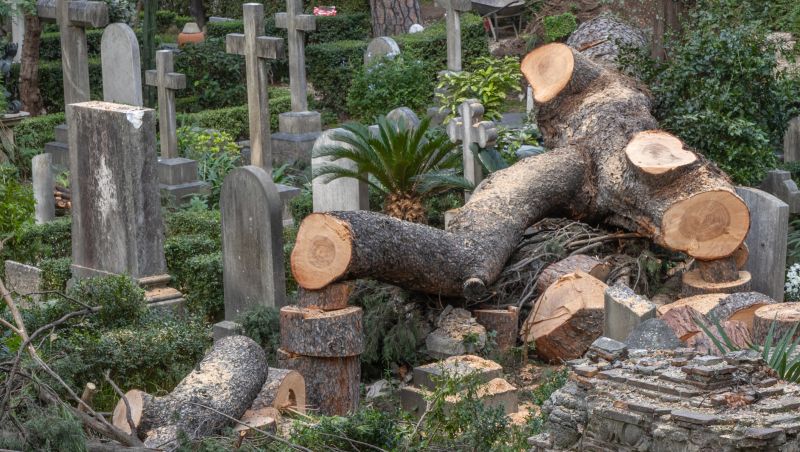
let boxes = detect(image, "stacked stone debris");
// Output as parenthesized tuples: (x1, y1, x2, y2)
(530, 337, 800, 451)
(278, 283, 363, 415)
(400, 354, 519, 418)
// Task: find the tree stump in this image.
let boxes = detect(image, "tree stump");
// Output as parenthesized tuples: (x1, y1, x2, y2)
(681, 270, 751, 296)
(277, 349, 360, 416)
(753, 303, 800, 343)
(472, 306, 520, 351)
(297, 283, 353, 310)
(279, 306, 363, 357)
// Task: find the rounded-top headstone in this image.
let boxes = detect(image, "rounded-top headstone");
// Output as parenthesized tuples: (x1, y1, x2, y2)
(386, 107, 420, 129)
(101, 23, 143, 106)
(409, 24, 424, 33)
(364, 37, 401, 66)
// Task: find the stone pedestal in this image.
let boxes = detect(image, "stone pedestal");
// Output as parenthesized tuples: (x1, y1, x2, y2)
(158, 157, 209, 204)
(271, 111, 322, 164)
(32, 153, 55, 224)
(0, 112, 30, 163)
(45, 123, 70, 169)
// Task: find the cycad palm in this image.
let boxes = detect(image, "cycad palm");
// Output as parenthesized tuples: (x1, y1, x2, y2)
(313, 116, 470, 223)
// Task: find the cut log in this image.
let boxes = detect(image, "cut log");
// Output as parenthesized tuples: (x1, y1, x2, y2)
(706, 292, 775, 331)
(472, 306, 520, 351)
(689, 320, 752, 354)
(681, 270, 751, 296)
(753, 303, 800, 343)
(233, 406, 278, 437)
(277, 348, 360, 416)
(279, 305, 363, 357)
(298, 283, 353, 311)
(111, 336, 267, 448)
(78, 382, 97, 413)
(535, 254, 610, 293)
(250, 368, 306, 415)
(521, 271, 606, 362)
(661, 305, 704, 341)
(696, 257, 739, 283)
(625, 130, 697, 180)
(733, 242, 749, 270)
(290, 43, 749, 298)
(658, 294, 725, 317)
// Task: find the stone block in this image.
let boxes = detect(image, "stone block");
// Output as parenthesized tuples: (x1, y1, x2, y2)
(160, 180, 210, 205)
(412, 354, 503, 391)
(55, 123, 68, 143)
(45, 140, 69, 169)
(587, 337, 628, 362)
(312, 129, 369, 212)
(785, 116, 800, 163)
(272, 131, 320, 165)
(32, 153, 55, 224)
(277, 111, 321, 135)
(603, 284, 656, 342)
(213, 320, 243, 342)
(625, 318, 682, 350)
(158, 157, 199, 186)
(149, 297, 186, 317)
(101, 23, 143, 106)
(4, 260, 42, 304)
(401, 377, 517, 419)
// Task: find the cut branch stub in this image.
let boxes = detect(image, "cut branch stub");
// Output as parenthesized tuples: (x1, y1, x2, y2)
(291, 214, 353, 290)
(521, 42, 601, 103)
(625, 130, 697, 178)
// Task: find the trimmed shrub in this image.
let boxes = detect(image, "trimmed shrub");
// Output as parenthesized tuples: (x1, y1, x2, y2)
(307, 40, 369, 111)
(69, 275, 147, 328)
(38, 58, 103, 113)
(543, 12, 578, 42)
(163, 208, 221, 241)
(175, 38, 248, 109)
(181, 252, 224, 319)
(394, 13, 488, 71)
(347, 56, 435, 121)
(1, 218, 71, 268)
(39, 29, 103, 61)
(14, 113, 65, 151)
(39, 257, 72, 292)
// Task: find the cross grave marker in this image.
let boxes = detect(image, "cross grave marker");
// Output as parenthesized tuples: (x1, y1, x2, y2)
(145, 50, 186, 159)
(447, 99, 496, 199)
(226, 3, 285, 171)
(276, 0, 315, 112)
(434, 0, 471, 71)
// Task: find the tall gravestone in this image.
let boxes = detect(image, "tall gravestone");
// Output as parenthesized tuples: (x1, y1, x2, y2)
(271, 0, 322, 164)
(759, 170, 800, 214)
(312, 129, 369, 212)
(38, 0, 109, 169)
(447, 99, 496, 200)
(32, 153, 55, 224)
(220, 166, 287, 320)
(101, 23, 143, 106)
(736, 187, 789, 301)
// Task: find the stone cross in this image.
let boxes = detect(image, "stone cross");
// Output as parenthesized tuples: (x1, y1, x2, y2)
(145, 50, 186, 159)
(227, 3, 285, 170)
(434, 0, 471, 71)
(276, 0, 315, 112)
(37, 0, 109, 106)
(102, 23, 143, 106)
(447, 99, 497, 199)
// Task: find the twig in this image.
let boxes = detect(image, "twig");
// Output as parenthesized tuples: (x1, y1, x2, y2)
(566, 232, 644, 249)
(104, 370, 137, 437)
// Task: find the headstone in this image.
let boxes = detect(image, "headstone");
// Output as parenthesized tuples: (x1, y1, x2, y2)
(32, 153, 55, 224)
(4, 260, 43, 305)
(409, 23, 424, 33)
(68, 101, 166, 281)
(603, 284, 657, 342)
(759, 170, 800, 214)
(386, 106, 420, 128)
(101, 23, 143, 106)
(38, 0, 109, 169)
(434, 0, 471, 71)
(735, 187, 789, 301)
(11, 10, 24, 63)
(272, 0, 322, 164)
(221, 165, 287, 321)
(785, 117, 800, 163)
(446, 99, 497, 200)
(312, 128, 369, 212)
(364, 36, 400, 66)
(145, 50, 208, 203)
(227, 3, 285, 170)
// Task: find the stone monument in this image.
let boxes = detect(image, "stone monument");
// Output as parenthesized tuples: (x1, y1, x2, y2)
(101, 23, 143, 106)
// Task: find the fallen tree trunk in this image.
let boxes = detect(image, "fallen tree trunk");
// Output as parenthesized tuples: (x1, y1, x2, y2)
(112, 336, 267, 448)
(291, 43, 749, 298)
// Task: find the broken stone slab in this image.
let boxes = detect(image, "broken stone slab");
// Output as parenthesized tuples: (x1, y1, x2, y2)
(4, 260, 43, 305)
(586, 336, 628, 362)
(624, 318, 682, 350)
(425, 307, 486, 359)
(412, 354, 502, 391)
(400, 377, 518, 418)
(603, 283, 656, 342)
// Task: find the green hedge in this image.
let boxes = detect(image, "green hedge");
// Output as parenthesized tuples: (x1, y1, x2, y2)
(394, 13, 488, 71)
(307, 40, 369, 111)
(14, 112, 65, 151)
(38, 58, 103, 113)
(0, 218, 72, 270)
(206, 13, 371, 45)
(39, 29, 104, 61)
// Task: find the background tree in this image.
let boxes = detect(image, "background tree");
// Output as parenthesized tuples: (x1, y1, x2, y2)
(369, 0, 421, 36)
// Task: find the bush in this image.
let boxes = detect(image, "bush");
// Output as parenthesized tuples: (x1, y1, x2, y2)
(543, 12, 578, 42)
(175, 38, 247, 109)
(38, 58, 103, 113)
(0, 165, 34, 240)
(436, 56, 522, 121)
(39, 257, 72, 292)
(14, 113, 65, 151)
(347, 57, 435, 121)
(394, 13, 488, 71)
(239, 305, 281, 363)
(163, 208, 221, 241)
(165, 234, 219, 281)
(1, 217, 71, 268)
(206, 13, 370, 45)
(307, 40, 369, 112)
(69, 275, 147, 328)
(39, 29, 104, 61)
(620, 3, 800, 185)
(181, 252, 224, 319)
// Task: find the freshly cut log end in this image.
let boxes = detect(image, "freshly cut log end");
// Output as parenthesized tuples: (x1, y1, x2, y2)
(753, 303, 800, 343)
(521, 43, 574, 103)
(277, 349, 360, 416)
(681, 269, 751, 296)
(112, 389, 148, 435)
(280, 305, 364, 357)
(657, 294, 726, 317)
(291, 214, 353, 290)
(251, 368, 306, 415)
(521, 271, 606, 362)
(662, 190, 750, 260)
(625, 130, 697, 176)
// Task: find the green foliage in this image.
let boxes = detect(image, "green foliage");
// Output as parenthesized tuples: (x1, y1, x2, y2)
(0, 164, 34, 240)
(22, 405, 86, 452)
(1, 217, 71, 268)
(532, 367, 569, 405)
(10, 113, 65, 176)
(175, 39, 247, 109)
(347, 57, 435, 122)
(164, 208, 222, 241)
(239, 305, 281, 363)
(38, 29, 104, 61)
(181, 252, 224, 319)
(289, 186, 313, 225)
(436, 56, 522, 121)
(694, 0, 800, 34)
(155, 10, 193, 32)
(543, 12, 578, 42)
(37, 58, 103, 112)
(289, 408, 409, 451)
(494, 122, 544, 164)
(313, 116, 469, 202)
(69, 275, 147, 328)
(307, 40, 369, 112)
(424, 191, 464, 229)
(394, 13, 489, 71)
(619, 4, 799, 185)
(39, 257, 72, 292)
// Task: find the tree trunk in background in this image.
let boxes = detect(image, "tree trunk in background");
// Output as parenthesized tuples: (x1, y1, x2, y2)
(369, 0, 421, 37)
(652, 0, 690, 60)
(189, 0, 205, 29)
(19, 14, 44, 116)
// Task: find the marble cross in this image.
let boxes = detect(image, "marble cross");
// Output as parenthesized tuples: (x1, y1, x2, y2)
(276, 0, 315, 112)
(145, 50, 186, 159)
(227, 3, 285, 170)
(447, 99, 497, 199)
(37, 0, 109, 106)
(434, 0, 471, 71)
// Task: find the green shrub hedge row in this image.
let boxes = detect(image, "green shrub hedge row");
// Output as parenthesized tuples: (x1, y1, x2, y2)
(35, 58, 103, 113)
(205, 12, 371, 45)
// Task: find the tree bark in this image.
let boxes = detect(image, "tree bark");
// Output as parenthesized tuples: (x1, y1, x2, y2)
(681, 270, 751, 296)
(279, 306, 364, 357)
(277, 349, 360, 416)
(249, 368, 306, 414)
(472, 306, 519, 351)
(535, 254, 610, 294)
(298, 283, 353, 311)
(753, 303, 800, 343)
(189, 0, 205, 29)
(291, 43, 749, 299)
(20, 14, 44, 116)
(369, 0, 421, 37)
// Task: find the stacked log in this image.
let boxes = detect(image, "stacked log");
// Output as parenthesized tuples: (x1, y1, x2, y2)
(278, 283, 363, 415)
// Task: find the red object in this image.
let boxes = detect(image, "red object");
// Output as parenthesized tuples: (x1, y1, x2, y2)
(178, 30, 205, 46)
(313, 6, 337, 16)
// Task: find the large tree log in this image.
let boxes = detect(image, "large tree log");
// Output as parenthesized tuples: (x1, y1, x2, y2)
(291, 43, 749, 298)
(535, 254, 610, 294)
(279, 305, 364, 357)
(277, 349, 360, 416)
(112, 336, 267, 448)
(753, 303, 800, 343)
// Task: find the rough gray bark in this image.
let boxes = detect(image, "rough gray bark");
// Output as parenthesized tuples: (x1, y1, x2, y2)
(279, 306, 364, 357)
(566, 13, 648, 64)
(369, 0, 421, 36)
(277, 349, 360, 416)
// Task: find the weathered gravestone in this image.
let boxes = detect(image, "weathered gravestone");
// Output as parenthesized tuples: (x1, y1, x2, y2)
(759, 169, 800, 214)
(101, 23, 143, 106)
(367, 106, 421, 136)
(220, 166, 287, 323)
(67, 101, 183, 308)
(272, 0, 322, 164)
(435, 0, 471, 71)
(735, 186, 789, 301)
(785, 117, 800, 163)
(447, 99, 496, 200)
(145, 50, 208, 203)
(38, 0, 109, 169)
(312, 129, 369, 212)
(364, 36, 400, 66)
(226, 2, 285, 170)
(32, 153, 54, 224)
(4, 260, 43, 305)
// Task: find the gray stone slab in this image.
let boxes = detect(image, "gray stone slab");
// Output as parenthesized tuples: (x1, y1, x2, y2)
(278, 111, 321, 134)
(277, 183, 301, 227)
(101, 23, 143, 106)
(4, 260, 43, 304)
(55, 124, 68, 142)
(603, 283, 656, 342)
(160, 180, 210, 205)
(213, 320, 243, 342)
(44, 140, 69, 168)
(158, 157, 198, 186)
(272, 131, 320, 165)
(68, 101, 166, 280)
(413, 355, 502, 390)
(364, 36, 400, 66)
(386, 107, 420, 128)
(785, 116, 800, 163)
(736, 187, 789, 301)
(276, 0, 315, 112)
(625, 318, 682, 350)
(221, 165, 287, 320)
(758, 170, 800, 214)
(145, 50, 185, 159)
(312, 128, 369, 212)
(32, 153, 55, 224)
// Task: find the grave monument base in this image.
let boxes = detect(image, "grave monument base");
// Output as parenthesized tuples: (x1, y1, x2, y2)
(271, 111, 321, 164)
(70, 265, 186, 313)
(158, 157, 209, 204)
